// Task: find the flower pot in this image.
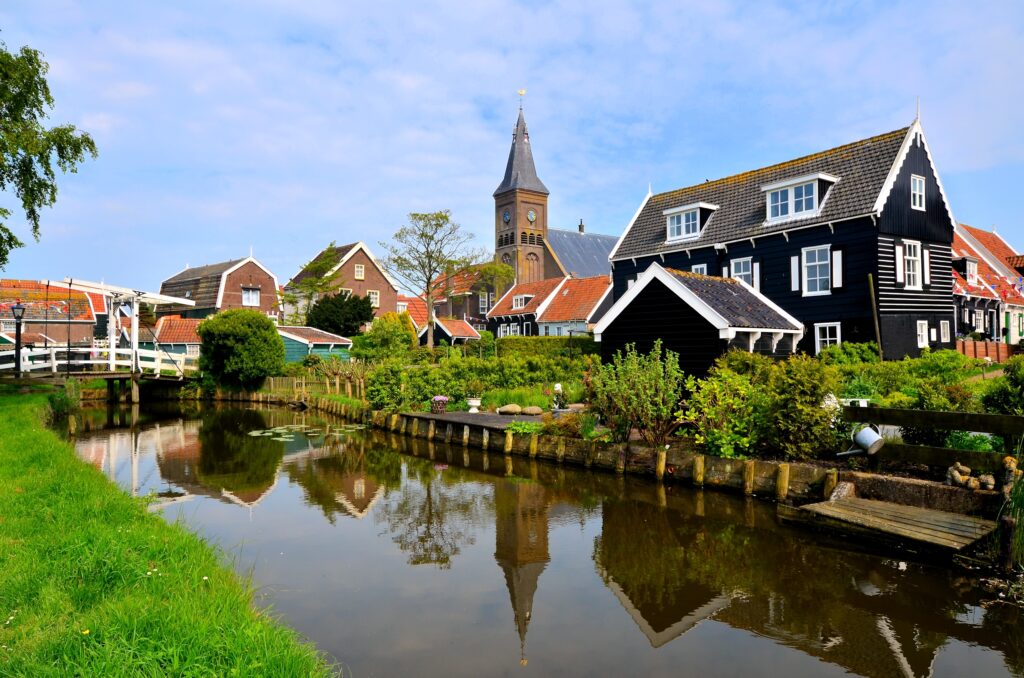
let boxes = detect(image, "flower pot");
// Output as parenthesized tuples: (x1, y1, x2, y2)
(431, 401, 447, 415)
(467, 397, 482, 414)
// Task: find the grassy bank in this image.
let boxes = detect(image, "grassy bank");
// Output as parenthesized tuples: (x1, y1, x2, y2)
(0, 388, 333, 676)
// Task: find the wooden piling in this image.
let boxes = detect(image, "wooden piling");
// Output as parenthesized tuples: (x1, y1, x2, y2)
(775, 463, 790, 502)
(1000, 515, 1017, 574)
(410, 418, 419, 438)
(529, 434, 538, 458)
(445, 424, 453, 444)
(824, 468, 839, 499)
(655, 449, 667, 481)
(693, 455, 705, 486)
(504, 455, 513, 476)
(743, 460, 755, 495)
(427, 420, 435, 441)
(462, 425, 470, 447)
(482, 428, 489, 450)
(504, 430, 513, 454)
(556, 438, 565, 463)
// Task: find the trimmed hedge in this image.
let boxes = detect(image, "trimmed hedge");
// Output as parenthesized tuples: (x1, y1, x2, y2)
(496, 335, 599, 358)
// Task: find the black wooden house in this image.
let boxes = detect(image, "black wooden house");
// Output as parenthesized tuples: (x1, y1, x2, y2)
(607, 120, 956, 359)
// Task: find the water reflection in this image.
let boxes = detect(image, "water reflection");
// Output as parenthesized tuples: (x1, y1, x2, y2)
(74, 404, 1024, 677)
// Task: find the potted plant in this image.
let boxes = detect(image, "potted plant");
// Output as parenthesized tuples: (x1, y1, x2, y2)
(431, 395, 449, 415)
(466, 379, 485, 414)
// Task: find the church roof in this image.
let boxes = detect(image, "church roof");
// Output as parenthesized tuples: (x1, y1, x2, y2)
(546, 228, 617, 278)
(494, 109, 549, 197)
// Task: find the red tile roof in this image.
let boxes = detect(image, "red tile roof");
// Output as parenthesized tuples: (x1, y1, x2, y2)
(87, 292, 107, 314)
(953, 231, 1024, 305)
(277, 326, 353, 346)
(951, 269, 997, 300)
(397, 295, 429, 329)
(488, 277, 565, 318)
(1007, 255, 1024, 270)
(0, 280, 95, 322)
(961, 224, 1019, 268)
(538, 275, 610, 323)
(155, 316, 202, 344)
(431, 265, 485, 297)
(436, 317, 480, 340)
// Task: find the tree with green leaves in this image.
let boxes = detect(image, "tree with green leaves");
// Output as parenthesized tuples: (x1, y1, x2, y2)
(306, 291, 374, 337)
(197, 309, 285, 390)
(0, 43, 97, 269)
(379, 211, 481, 349)
(351, 311, 418, 363)
(279, 241, 345, 324)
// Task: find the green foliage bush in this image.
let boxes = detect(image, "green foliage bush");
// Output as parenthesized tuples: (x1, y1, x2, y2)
(482, 386, 551, 410)
(366, 360, 405, 410)
(46, 377, 81, 419)
(589, 340, 687, 446)
(683, 350, 842, 460)
(818, 341, 880, 365)
(505, 421, 544, 435)
(306, 291, 374, 337)
(351, 312, 417, 363)
(982, 355, 1024, 416)
(496, 335, 599, 358)
(901, 380, 981, 445)
(197, 310, 285, 390)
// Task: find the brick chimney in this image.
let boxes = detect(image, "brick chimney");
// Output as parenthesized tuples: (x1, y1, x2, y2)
(578, 219, 585, 233)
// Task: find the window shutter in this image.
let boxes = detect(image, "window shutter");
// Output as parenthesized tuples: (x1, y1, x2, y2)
(923, 249, 931, 285)
(790, 256, 800, 292)
(752, 261, 761, 291)
(895, 245, 905, 284)
(832, 250, 843, 289)
(723, 263, 730, 278)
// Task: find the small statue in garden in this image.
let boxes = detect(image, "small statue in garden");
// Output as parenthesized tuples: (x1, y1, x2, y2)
(946, 462, 972, 487)
(551, 383, 566, 410)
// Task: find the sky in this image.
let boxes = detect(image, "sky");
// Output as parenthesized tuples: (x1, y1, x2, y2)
(2, 0, 1023, 291)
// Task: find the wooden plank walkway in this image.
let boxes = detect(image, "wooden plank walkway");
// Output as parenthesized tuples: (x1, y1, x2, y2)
(787, 497, 996, 553)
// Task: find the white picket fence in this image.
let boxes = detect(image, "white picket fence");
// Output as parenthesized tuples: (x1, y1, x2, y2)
(0, 345, 198, 377)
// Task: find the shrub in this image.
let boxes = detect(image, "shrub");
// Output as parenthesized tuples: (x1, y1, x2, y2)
(197, 309, 285, 390)
(901, 379, 982, 446)
(818, 341, 880, 365)
(944, 430, 1001, 453)
(482, 386, 549, 410)
(366, 360, 405, 410)
(762, 355, 842, 460)
(983, 355, 1024, 416)
(351, 312, 417, 362)
(907, 349, 982, 382)
(496, 335, 600, 359)
(506, 421, 544, 435)
(306, 291, 374, 337)
(47, 378, 81, 419)
(590, 340, 687, 446)
(682, 368, 765, 458)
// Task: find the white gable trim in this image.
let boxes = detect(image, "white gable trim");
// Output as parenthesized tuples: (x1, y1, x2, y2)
(215, 256, 280, 310)
(608, 186, 653, 261)
(277, 328, 353, 347)
(872, 121, 958, 233)
(434, 318, 481, 340)
(533, 278, 568, 320)
(327, 241, 401, 293)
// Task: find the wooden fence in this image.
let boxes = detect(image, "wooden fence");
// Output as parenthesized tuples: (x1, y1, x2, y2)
(957, 339, 1016, 362)
(841, 405, 1024, 474)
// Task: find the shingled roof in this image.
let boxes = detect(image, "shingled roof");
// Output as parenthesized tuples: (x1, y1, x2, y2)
(277, 326, 353, 346)
(435, 317, 480, 340)
(955, 225, 1024, 305)
(286, 243, 356, 288)
(397, 294, 429, 329)
(547, 228, 617, 278)
(612, 126, 911, 260)
(160, 258, 245, 310)
(595, 264, 802, 340)
(494, 109, 549, 196)
(0, 280, 95, 322)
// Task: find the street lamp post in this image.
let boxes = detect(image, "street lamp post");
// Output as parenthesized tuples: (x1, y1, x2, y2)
(11, 302, 26, 379)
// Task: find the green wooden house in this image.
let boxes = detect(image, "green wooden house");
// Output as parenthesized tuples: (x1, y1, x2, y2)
(277, 326, 352, 363)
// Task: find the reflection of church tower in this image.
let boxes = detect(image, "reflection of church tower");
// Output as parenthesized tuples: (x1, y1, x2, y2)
(494, 108, 550, 286)
(494, 479, 550, 666)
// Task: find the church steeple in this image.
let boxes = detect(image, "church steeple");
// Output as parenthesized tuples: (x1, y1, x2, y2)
(494, 109, 549, 197)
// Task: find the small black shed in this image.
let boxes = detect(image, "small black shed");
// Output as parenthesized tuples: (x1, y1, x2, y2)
(594, 263, 804, 376)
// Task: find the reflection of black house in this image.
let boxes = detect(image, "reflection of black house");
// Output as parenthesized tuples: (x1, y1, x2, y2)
(594, 264, 802, 376)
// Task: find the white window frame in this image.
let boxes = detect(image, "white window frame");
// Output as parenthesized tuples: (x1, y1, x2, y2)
(802, 245, 831, 297)
(397, 302, 408, 314)
(761, 173, 837, 223)
(730, 257, 753, 285)
(966, 260, 978, 285)
(903, 240, 922, 290)
(0, 320, 14, 332)
(186, 344, 200, 357)
(910, 174, 926, 211)
(814, 322, 841, 354)
(940, 320, 950, 343)
(916, 320, 929, 348)
(512, 295, 529, 310)
(479, 291, 489, 313)
(975, 310, 983, 330)
(367, 289, 380, 308)
(241, 287, 260, 307)
(508, 323, 520, 336)
(691, 264, 707, 275)
(340, 287, 353, 296)
(354, 263, 365, 280)
(663, 203, 716, 243)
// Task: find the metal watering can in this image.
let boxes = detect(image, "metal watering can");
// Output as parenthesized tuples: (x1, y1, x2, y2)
(838, 423, 884, 457)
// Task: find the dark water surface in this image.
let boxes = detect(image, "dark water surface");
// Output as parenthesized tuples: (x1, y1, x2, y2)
(73, 404, 1023, 677)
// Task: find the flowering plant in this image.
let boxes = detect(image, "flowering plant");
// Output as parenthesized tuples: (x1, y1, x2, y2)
(432, 395, 449, 403)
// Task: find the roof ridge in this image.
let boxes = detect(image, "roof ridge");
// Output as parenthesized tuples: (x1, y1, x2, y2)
(654, 126, 910, 201)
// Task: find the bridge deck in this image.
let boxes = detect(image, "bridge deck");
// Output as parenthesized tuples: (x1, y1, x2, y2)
(784, 496, 996, 552)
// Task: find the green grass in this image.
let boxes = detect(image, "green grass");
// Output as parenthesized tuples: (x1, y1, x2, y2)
(0, 388, 334, 676)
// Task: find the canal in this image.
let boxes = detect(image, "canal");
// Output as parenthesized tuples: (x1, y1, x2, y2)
(73, 403, 1023, 677)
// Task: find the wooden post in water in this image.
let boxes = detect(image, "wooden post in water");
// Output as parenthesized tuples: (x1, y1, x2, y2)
(427, 420, 435, 441)
(693, 455, 705, 486)
(410, 418, 419, 438)
(481, 428, 489, 450)
(824, 468, 839, 499)
(445, 424, 453, 444)
(529, 434, 538, 458)
(1000, 515, 1017, 574)
(655, 448, 667, 481)
(556, 438, 565, 463)
(504, 430, 513, 454)
(775, 463, 791, 502)
(504, 455, 513, 476)
(462, 425, 470, 447)
(743, 460, 755, 495)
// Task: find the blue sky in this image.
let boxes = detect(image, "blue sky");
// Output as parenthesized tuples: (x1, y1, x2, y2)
(2, 1, 1023, 290)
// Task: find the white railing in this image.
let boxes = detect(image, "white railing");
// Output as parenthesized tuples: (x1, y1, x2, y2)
(0, 346, 198, 377)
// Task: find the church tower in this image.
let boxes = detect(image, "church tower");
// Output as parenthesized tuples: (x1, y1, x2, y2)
(494, 109, 549, 285)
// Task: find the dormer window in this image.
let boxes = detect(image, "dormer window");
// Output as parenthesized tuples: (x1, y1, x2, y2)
(762, 173, 838, 223)
(512, 294, 533, 310)
(664, 202, 718, 243)
(966, 260, 978, 285)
